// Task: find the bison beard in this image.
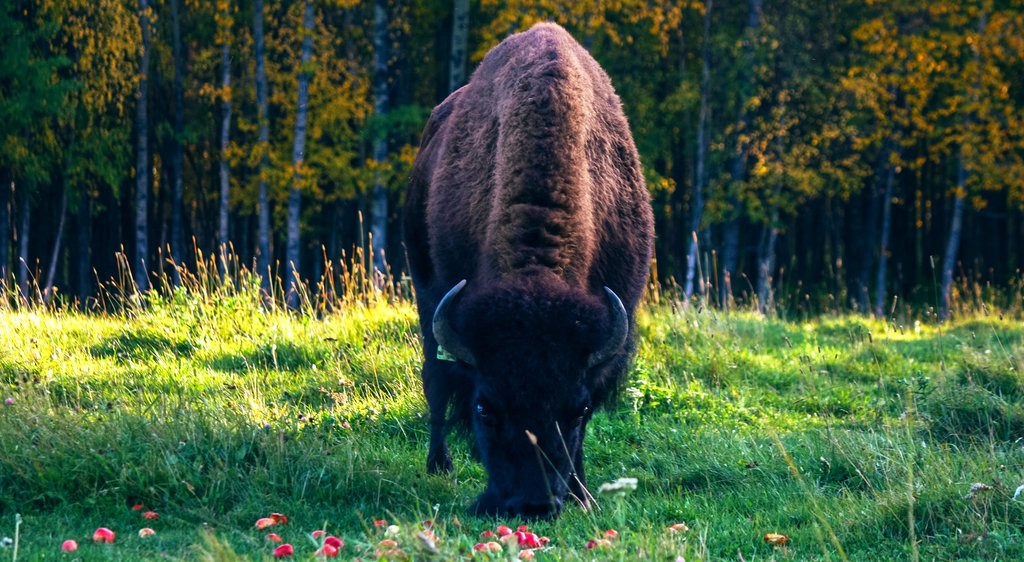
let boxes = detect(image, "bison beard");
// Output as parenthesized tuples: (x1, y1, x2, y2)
(404, 22, 654, 518)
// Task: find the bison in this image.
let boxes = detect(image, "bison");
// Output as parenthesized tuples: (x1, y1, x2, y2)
(403, 22, 654, 518)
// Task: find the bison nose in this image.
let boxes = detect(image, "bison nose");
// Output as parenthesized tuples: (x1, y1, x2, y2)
(505, 496, 563, 519)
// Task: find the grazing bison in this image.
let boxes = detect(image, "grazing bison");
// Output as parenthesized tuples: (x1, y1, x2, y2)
(403, 22, 654, 518)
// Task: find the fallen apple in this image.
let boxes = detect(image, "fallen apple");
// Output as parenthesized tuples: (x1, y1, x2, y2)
(315, 544, 338, 558)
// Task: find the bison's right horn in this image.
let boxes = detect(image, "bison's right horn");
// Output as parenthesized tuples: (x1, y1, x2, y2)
(587, 287, 629, 369)
(432, 280, 479, 368)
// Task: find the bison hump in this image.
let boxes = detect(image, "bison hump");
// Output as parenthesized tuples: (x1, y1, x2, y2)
(485, 25, 605, 281)
(426, 23, 646, 287)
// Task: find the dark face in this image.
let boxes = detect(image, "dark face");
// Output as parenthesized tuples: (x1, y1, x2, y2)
(431, 279, 628, 518)
(468, 355, 594, 518)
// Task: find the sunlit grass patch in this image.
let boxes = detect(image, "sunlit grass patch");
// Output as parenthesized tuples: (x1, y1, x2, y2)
(1, 288, 1023, 559)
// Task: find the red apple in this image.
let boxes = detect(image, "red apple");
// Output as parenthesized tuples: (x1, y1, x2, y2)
(315, 544, 338, 558)
(517, 532, 542, 548)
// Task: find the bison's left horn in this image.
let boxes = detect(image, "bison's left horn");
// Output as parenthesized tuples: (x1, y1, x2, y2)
(587, 287, 629, 369)
(432, 280, 479, 368)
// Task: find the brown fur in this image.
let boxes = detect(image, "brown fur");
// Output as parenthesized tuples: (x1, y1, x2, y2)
(403, 22, 654, 516)
(406, 22, 652, 301)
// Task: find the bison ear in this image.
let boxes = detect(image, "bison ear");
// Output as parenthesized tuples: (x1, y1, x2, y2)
(586, 287, 628, 369)
(432, 280, 479, 368)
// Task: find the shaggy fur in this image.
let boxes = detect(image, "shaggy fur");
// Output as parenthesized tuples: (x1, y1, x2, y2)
(403, 22, 654, 517)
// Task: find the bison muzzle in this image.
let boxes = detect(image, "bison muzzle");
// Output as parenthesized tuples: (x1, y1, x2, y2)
(404, 22, 654, 518)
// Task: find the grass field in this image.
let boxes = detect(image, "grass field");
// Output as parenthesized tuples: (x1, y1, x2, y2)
(1, 279, 1024, 560)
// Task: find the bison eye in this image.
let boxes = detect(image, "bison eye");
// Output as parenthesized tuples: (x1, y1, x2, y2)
(475, 401, 496, 425)
(573, 405, 592, 427)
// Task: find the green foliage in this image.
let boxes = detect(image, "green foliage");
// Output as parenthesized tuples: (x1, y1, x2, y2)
(0, 3, 70, 188)
(2, 0, 1024, 304)
(43, 0, 139, 200)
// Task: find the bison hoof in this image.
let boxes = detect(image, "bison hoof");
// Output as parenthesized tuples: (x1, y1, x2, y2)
(426, 453, 453, 475)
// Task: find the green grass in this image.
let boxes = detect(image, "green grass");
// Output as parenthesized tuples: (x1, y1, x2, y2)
(2, 287, 1024, 560)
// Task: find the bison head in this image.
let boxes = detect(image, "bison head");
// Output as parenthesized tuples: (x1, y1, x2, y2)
(433, 278, 628, 518)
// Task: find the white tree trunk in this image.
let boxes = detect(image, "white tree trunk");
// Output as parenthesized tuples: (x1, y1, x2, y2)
(940, 156, 966, 320)
(218, 7, 232, 272)
(134, 0, 151, 292)
(254, 0, 271, 291)
(170, 0, 185, 287)
(873, 162, 894, 317)
(286, 0, 314, 308)
(17, 186, 29, 301)
(685, 0, 712, 302)
(370, 0, 390, 276)
(43, 189, 67, 303)
(448, 0, 469, 93)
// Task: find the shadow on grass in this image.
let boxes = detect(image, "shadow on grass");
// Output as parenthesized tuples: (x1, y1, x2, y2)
(90, 329, 195, 362)
(0, 391, 450, 517)
(202, 340, 339, 373)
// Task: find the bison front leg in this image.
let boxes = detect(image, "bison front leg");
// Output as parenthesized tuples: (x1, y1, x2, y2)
(423, 358, 456, 474)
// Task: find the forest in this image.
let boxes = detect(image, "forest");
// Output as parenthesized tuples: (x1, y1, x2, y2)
(1, 0, 1023, 316)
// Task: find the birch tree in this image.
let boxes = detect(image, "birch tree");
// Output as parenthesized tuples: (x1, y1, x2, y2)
(370, 0, 390, 275)
(285, 0, 314, 308)
(684, 0, 712, 301)
(135, 0, 152, 292)
(217, 0, 233, 270)
(254, 0, 271, 290)
(449, 0, 470, 93)
(170, 0, 185, 286)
